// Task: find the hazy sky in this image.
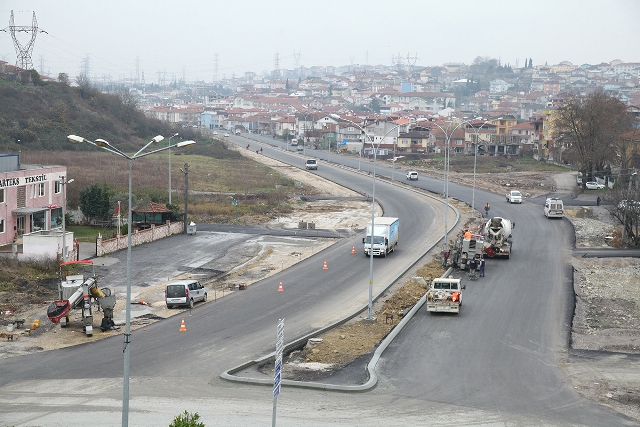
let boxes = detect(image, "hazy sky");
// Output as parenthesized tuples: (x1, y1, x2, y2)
(1, 0, 639, 84)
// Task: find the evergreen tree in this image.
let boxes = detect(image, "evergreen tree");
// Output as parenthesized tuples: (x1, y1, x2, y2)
(79, 184, 112, 223)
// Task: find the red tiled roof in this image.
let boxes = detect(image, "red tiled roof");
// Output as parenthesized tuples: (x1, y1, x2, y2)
(134, 202, 171, 213)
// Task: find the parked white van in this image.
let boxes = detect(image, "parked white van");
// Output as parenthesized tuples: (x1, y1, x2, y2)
(165, 280, 207, 309)
(544, 198, 564, 218)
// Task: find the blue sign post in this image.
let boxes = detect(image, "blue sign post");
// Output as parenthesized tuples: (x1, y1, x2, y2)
(272, 318, 284, 427)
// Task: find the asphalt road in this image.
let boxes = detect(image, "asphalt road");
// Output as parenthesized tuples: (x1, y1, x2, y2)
(0, 137, 458, 426)
(0, 135, 635, 426)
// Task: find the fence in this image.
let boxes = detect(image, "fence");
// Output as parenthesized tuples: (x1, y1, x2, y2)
(96, 221, 184, 257)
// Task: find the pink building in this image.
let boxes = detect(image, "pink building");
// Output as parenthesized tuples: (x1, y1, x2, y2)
(0, 154, 69, 256)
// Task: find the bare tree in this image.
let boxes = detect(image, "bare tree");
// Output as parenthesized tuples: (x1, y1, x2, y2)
(604, 184, 640, 246)
(551, 92, 635, 188)
(75, 73, 94, 99)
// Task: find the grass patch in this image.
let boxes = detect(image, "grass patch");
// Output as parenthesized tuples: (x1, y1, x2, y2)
(67, 225, 111, 242)
(400, 155, 568, 174)
(22, 149, 298, 224)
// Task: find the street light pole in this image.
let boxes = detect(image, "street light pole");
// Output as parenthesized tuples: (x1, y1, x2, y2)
(330, 115, 425, 320)
(59, 176, 74, 261)
(67, 134, 195, 427)
(429, 119, 469, 251)
(168, 133, 179, 204)
(467, 119, 492, 219)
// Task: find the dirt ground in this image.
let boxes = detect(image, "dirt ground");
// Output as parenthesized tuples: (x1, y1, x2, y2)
(1, 151, 638, 421)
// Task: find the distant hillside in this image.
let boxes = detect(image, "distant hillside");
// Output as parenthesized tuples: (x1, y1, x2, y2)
(0, 71, 210, 154)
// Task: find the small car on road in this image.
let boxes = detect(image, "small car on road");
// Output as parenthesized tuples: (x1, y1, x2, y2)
(224, 133, 230, 137)
(165, 280, 207, 309)
(506, 190, 523, 203)
(585, 181, 605, 190)
(305, 159, 318, 170)
(406, 171, 418, 180)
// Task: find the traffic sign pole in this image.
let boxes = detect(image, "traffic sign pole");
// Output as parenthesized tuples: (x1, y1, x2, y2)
(272, 318, 284, 427)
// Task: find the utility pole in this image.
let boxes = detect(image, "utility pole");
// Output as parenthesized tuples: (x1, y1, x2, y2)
(180, 163, 189, 233)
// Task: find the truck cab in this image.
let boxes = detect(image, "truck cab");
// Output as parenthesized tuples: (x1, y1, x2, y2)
(363, 217, 399, 257)
(426, 278, 464, 314)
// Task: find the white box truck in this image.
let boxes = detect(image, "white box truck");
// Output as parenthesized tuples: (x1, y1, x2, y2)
(363, 217, 399, 257)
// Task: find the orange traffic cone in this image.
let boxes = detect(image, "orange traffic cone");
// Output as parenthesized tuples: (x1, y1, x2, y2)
(323, 260, 328, 270)
(278, 281, 284, 292)
(179, 317, 186, 332)
(351, 246, 356, 254)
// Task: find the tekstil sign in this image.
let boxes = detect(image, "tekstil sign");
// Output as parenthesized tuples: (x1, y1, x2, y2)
(0, 174, 48, 188)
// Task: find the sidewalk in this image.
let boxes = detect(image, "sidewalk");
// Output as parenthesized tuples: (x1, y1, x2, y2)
(77, 241, 120, 267)
(78, 241, 95, 260)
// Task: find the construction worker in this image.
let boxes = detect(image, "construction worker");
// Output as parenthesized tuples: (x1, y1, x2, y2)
(464, 230, 472, 239)
(442, 249, 450, 268)
(484, 203, 490, 217)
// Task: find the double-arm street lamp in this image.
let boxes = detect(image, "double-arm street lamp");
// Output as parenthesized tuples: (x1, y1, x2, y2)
(291, 107, 315, 157)
(67, 134, 195, 427)
(330, 115, 425, 320)
(464, 118, 494, 219)
(301, 112, 315, 157)
(428, 119, 471, 252)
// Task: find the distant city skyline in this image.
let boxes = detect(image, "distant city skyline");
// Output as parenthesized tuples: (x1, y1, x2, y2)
(1, 0, 639, 84)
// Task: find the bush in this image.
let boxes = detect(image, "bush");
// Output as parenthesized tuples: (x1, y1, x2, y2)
(169, 411, 204, 427)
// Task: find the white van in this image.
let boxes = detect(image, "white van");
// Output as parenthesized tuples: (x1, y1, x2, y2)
(165, 280, 207, 309)
(290, 138, 298, 146)
(544, 198, 564, 218)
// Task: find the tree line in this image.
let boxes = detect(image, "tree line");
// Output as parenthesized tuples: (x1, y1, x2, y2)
(551, 91, 639, 245)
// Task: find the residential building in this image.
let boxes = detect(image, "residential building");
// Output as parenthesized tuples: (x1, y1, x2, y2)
(397, 131, 430, 153)
(0, 154, 71, 258)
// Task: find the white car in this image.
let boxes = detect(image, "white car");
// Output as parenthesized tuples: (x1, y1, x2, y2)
(585, 181, 605, 190)
(165, 280, 207, 309)
(305, 159, 318, 170)
(406, 171, 418, 181)
(224, 133, 230, 137)
(213, 131, 218, 135)
(506, 190, 522, 204)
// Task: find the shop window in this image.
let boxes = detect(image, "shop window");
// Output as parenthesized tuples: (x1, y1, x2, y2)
(32, 211, 46, 232)
(50, 207, 63, 229)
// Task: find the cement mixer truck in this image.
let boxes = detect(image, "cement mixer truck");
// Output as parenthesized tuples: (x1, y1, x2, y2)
(482, 217, 514, 259)
(46, 261, 116, 337)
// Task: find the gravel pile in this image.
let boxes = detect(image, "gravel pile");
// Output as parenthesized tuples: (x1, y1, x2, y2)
(572, 217, 616, 247)
(567, 206, 640, 354)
